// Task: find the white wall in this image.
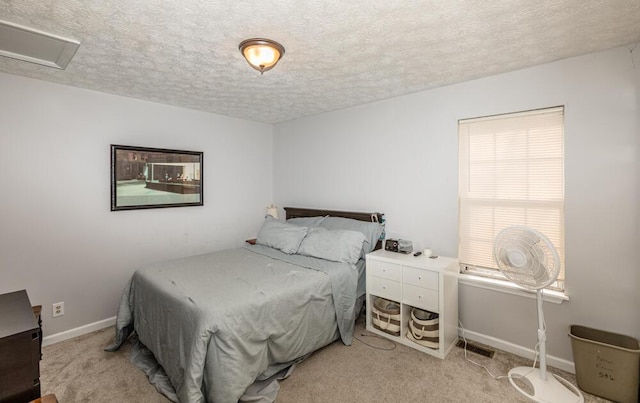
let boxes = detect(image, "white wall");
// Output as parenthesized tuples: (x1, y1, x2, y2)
(273, 46, 639, 362)
(0, 73, 273, 337)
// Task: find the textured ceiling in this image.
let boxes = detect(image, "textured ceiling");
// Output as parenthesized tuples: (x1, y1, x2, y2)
(1, 1, 639, 124)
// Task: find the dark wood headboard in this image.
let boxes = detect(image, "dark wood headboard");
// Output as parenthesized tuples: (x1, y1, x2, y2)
(284, 207, 384, 250)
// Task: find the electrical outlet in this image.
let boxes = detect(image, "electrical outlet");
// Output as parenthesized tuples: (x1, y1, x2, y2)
(53, 301, 64, 317)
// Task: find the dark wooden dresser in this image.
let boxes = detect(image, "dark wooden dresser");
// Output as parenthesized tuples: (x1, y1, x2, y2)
(0, 290, 41, 403)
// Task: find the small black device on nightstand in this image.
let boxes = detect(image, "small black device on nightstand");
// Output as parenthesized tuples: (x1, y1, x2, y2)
(385, 239, 413, 253)
(385, 239, 399, 252)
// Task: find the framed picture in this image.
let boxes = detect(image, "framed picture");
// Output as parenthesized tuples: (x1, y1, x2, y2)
(111, 144, 203, 211)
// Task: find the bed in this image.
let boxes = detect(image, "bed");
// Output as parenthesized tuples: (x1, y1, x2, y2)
(106, 207, 384, 403)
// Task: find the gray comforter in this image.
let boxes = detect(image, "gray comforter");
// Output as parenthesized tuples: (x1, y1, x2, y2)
(106, 244, 358, 403)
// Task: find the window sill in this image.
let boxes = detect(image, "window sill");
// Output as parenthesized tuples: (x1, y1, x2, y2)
(458, 274, 569, 304)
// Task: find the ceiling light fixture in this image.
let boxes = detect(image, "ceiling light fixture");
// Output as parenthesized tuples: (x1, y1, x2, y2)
(239, 38, 285, 74)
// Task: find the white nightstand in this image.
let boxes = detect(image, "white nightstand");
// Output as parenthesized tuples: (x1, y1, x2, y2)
(365, 249, 459, 359)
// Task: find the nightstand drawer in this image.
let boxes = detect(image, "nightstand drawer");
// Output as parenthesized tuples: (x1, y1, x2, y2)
(404, 284, 439, 312)
(368, 260, 402, 282)
(370, 276, 401, 300)
(403, 266, 438, 290)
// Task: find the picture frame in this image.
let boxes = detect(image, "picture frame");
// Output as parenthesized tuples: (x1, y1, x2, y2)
(111, 144, 203, 211)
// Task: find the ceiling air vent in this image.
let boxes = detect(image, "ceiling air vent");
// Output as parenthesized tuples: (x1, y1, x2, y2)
(0, 20, 80, 69)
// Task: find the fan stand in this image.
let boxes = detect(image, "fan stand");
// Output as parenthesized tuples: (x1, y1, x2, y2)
(508, 290, 584, 403)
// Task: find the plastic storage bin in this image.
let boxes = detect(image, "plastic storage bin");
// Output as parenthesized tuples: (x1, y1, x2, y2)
(569, 325, 640, 403)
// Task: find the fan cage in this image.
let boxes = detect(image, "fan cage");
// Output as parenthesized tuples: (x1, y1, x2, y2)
(493, 226, 560, 290)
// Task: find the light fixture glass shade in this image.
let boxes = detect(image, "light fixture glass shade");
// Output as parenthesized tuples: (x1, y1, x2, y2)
(239, 38, 285, 74)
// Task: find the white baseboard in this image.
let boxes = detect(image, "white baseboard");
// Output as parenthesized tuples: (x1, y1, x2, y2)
(42, 316, 116, 347)
(458, 328, 576, 374)
(41, 318, 576, 374)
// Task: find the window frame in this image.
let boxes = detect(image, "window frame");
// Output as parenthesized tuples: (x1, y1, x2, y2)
(457, 106, 566, 294)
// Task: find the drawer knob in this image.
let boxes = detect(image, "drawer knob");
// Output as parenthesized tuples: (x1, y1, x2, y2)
(418, 276, 422, 280)
(382, 286, 387, 290)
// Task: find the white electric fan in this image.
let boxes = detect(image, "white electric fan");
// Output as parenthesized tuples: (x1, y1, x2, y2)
(493, 226, 583, 403)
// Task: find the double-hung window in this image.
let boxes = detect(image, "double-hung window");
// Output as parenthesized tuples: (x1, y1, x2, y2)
(458, 106, 565, 292)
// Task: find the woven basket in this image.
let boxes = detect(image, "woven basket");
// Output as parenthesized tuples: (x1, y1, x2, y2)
(372, 297, 401, 336)
(406, 308, 439, 349)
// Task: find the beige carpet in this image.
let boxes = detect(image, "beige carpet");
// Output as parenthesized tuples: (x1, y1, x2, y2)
(40, 321, 610, 402)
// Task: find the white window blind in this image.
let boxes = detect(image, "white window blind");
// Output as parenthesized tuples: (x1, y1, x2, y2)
(458, 106, 565, 291)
